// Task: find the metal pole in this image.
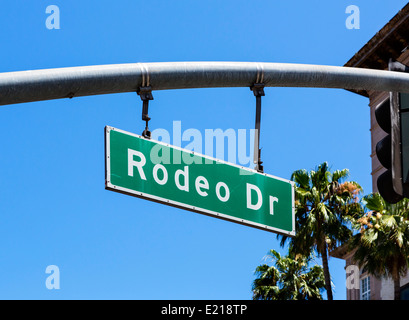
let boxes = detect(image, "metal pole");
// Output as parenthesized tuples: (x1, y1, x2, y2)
(2, 62, 409, 106)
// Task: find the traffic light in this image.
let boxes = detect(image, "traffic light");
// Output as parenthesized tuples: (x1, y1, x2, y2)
(375, 60, 409, 203)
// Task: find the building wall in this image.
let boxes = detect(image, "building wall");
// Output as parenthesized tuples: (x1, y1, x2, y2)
(380, 273, 409, 300)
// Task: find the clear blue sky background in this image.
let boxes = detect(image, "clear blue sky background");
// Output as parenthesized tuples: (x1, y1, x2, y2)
(0, 0, 407, 300)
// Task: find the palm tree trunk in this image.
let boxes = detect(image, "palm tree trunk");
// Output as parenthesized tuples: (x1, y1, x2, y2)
(393, 274, 401, 300)
(320, 243, 333, 300)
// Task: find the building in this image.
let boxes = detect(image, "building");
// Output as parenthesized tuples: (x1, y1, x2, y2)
(330, 2, 409, 300)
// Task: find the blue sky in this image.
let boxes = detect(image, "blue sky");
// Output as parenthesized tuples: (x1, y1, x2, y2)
(0, 0, 407, 300)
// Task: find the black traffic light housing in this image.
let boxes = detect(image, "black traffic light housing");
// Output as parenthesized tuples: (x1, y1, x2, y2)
(375, 60, 409, 203)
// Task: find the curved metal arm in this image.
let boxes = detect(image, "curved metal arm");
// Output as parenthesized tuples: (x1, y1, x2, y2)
(1, 61, 409, 105)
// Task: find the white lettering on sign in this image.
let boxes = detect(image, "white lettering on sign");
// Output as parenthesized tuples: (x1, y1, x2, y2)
(195, 176, 209, 197)
(153, 164, 168, 185)
(175, 166, 189, 192)
(126, 148, 279, 213)
(128, 149, 147, 180)
(246, 183, 280, 215)
(269, 196, 279, 215)
(246, 183, 262, 210)
(215, 182, 230, 202)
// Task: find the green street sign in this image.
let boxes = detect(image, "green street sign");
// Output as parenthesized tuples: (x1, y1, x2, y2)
(105, 126, 295, 236)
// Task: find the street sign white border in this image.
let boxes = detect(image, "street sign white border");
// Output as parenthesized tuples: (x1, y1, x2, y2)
(105, 126, 295, 236)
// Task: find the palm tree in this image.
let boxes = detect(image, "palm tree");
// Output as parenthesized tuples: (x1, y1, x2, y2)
(349, 193, 409, 300)
(252, 249, 325, 300)
(277, 162, 363, 300)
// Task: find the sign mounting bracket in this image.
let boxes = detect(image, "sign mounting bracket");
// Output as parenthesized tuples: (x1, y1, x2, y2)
(137, 86, 153, 139)
(251, 83, 265, 173)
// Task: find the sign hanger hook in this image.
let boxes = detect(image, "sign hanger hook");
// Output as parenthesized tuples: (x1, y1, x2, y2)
(250, 83, 265, 173)
(137, 86, 153, 139)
